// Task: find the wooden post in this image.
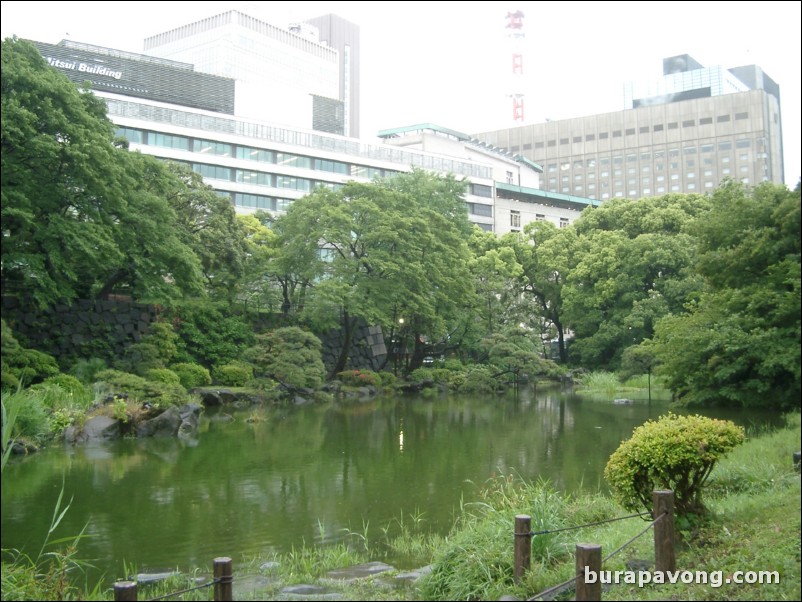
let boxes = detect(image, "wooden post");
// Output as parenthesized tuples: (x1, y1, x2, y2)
(514, 514, 532, 583)
(213, 557, 233, 602)
(575, 543, 602, 601)
(113, 581, 137, 601)
(652, 490, 676, 574)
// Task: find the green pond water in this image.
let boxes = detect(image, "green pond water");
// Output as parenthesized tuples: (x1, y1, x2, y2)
(0, 386, 781, 585)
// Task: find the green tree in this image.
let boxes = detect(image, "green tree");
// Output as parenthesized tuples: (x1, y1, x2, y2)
(244, 327, 326, 391)
(274, 176, 475, 377)
(563, 194, 709, 368)
(2, 37, 127, 306)
(510, 221, 576, 362)
(161, 162, 248, 303)
(1, 38, 205, 305)
(652, 181, 801, 409)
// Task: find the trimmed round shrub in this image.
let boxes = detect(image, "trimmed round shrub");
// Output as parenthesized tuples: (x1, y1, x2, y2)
(170, 363, 212, 389)
(604, 412, 745, 516)
(144, 368, 181, 386)
(41, 374, 86, 397)
(212, 361, 254, 387)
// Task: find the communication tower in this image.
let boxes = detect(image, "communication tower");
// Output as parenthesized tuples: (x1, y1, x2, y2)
(505, 10, 525, 123)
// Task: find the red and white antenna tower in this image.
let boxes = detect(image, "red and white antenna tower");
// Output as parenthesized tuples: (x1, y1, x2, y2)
(505, 9, 525, 123)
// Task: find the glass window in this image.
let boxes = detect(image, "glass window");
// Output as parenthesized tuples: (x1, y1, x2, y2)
(351, 165, 383, 179)
(236, 169, 272, 186)
(314, 158, 349, 174)
(717, 115, 731, 123)
(469, 203, 492, 217)
(194, 139, 232, 157)
(471, 183, 493, 197)
(735, 112, 748, 120)
(151, 133, 190, 151)
(682, 119, 695, 127)
(237, 146, 273, 162)
(668, 122, 678, 130)
(276, 153, 311, 168)
(276, 176, 311, 191)
(625, 128, 636, 136)
(699, 117, 713, 125)
(193, 163, 231, 180)
(234, 193, 275, 210)
(639, 126, 649, 134)
(653, 124, 664, 132)
(599, 132, 609, 139)
(116, 127, 142, 143)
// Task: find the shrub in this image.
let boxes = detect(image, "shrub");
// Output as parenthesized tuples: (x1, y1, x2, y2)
(336, 369, 381, 387)
(604, 412, 745, 516)
(68, 357, 108, 385)
(212, 361, 254, 387)
(40, 374, 86, 398)
(1, 320, 61, 386)
(144, 368, 181, 386)
(457, 365, 497, 394)
(170, 363, 212, 389)
(93, 369, 189, 408)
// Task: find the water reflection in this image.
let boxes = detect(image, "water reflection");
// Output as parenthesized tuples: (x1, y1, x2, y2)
(1, 386, 783, 584)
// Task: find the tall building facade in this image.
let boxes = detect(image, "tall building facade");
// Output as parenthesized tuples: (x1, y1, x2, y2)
(142, 10, 350, 136)
(473, 55, 784, 201)
(303, 14, 361, 138)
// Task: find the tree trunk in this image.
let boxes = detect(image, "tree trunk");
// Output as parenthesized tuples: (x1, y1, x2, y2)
(328, 310, 355, 379)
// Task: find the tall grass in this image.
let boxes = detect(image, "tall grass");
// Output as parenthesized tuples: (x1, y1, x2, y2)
(1, 483, 98, 601)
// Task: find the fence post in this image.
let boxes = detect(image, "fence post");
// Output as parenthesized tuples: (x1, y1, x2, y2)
(575, 543, 602, 601)
(213, 557, 233, 602)
(514, 514, 532, 583)
(113, 580, 137, 601)
(652, 490, 676, 574)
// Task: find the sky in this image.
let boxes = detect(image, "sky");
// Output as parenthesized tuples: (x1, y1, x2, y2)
(1, 0, 800, 187)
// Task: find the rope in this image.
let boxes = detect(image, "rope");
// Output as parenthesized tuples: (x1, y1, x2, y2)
(602, 511, 665, 563)
(146, 577, 219, 601)
(526, 511, 667, 601)
(521, 510, 652, 537)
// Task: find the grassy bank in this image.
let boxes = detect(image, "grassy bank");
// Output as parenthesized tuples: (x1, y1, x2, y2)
(2, 413, 799, 601)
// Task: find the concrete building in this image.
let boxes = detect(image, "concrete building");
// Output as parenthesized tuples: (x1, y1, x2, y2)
(31, 37, 595, 236)
(142, 10, 357, 137)
(473, 54, 784, 201)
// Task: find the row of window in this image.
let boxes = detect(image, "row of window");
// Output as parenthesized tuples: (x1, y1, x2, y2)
(544, 137, 763, 172)
(117, 127, 388, 179)
(517, 112, 751, 150)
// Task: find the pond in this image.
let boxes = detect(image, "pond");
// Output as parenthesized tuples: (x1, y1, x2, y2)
(0, 385, 782, 585)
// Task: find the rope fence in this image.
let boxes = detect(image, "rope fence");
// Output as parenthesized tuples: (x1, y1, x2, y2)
(114, 557, 233, 602)
(513, 490, 676, 601)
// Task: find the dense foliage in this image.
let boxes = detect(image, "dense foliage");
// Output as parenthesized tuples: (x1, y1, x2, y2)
(651, 181, 801, 408)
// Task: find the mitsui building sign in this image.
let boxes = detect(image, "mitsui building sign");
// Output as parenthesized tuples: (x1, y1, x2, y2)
(32, 40, 235, 115)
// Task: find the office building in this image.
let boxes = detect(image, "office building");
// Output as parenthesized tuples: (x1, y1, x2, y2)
(473, 54, 784, 200)
(31, 36, 595, 236)
(142, 10, 357, 137)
